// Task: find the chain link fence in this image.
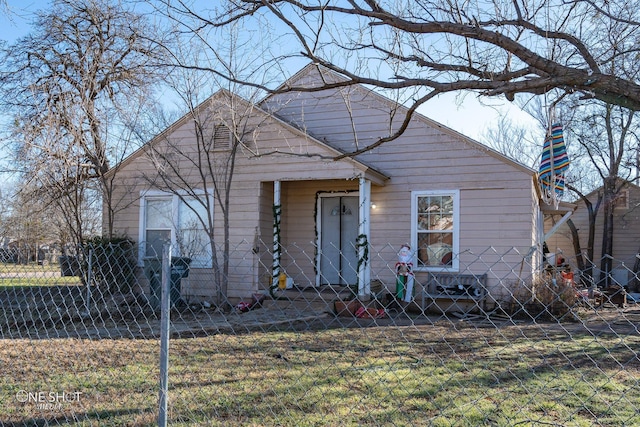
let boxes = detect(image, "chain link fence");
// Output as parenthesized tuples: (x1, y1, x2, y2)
(1, 240, 639, 426)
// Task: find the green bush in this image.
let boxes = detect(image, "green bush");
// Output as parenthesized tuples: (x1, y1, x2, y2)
(82, 237, 137, 293)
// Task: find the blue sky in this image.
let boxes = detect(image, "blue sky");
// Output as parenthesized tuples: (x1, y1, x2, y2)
(0, 1, 40, 41)
(0, 0, 539, 143)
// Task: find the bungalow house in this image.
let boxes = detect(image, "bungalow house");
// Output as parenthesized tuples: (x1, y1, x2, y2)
(106, 64, 566, 311)
(545, 182, 640, 291)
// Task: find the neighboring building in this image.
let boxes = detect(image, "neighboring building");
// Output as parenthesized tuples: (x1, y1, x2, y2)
(545, 182, 640, 290)
(106, 64, 567, 310)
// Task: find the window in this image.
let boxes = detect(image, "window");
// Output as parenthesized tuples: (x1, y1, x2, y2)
(140, 192, 212, 268)
(411, 191, 459, 270)
(144, 197, 173, 259)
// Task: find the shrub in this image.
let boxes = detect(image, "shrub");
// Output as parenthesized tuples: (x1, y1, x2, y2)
(531, 274, 577, 319)
(509, 274, 578, 320)
(82, 237, 137, 293)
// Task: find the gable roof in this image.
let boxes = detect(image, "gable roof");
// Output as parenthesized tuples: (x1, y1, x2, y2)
(108, 88, 389, 185)
(260, 63, 537, 176)
(580, 180, 640, 201)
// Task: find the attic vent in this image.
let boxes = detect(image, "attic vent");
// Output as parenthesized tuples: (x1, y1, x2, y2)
(213, 124, 232, 150)
(613, 189, 629, 209)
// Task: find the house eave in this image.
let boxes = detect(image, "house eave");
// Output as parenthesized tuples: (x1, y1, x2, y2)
(540, 201, 577, 215)
(263, 62, 538, 178)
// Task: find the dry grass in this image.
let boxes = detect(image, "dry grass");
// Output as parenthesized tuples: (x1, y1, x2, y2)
(2, 322, 639, 426)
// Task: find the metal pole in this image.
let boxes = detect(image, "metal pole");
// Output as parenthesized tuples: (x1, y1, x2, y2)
(83, 248, 93, 317)
(158, 243, 171, 427)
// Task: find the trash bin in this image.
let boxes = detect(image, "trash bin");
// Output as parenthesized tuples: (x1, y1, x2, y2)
(169, 257, 191, 306)
(143, 256, 191, 309)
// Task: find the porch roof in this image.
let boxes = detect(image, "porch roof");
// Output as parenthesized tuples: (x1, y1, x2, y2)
(540, 200, 577, 215)
(261, 103, 390, 186)
(272, 165, 389, 187)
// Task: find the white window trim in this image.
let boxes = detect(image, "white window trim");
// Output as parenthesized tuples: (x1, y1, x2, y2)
(138, 190, 213, 267)
(411, 190, 460, 272)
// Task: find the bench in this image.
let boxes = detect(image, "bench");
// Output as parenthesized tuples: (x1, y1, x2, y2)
(419, 272, 488, 311)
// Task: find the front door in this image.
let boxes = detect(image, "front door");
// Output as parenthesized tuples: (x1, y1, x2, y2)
(318, 195, 359, 286)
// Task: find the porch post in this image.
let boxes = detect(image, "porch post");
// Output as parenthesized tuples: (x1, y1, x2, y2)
(358, 177, 371, 298)
(273, 181, 281, 288)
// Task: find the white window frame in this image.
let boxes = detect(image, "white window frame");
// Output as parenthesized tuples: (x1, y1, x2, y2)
(411, 190, 460, 272)
(138, 190, 213, 268)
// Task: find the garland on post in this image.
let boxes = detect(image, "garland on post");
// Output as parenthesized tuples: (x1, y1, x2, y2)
(313, 192, 320, 276)
(270, 203, 282, 294)
(356, 233, 369, 272)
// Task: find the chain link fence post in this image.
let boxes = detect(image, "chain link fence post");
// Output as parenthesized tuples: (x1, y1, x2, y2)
(158, 243, 171, 427)
(82, 248, 93, 317)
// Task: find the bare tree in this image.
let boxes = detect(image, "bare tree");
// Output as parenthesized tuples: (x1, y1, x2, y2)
(565, 102, 639, 286)
(140, 24, 272, 307)
(145, 92, 260, 306)
(481, 88, 640, 288)
(0, 0, 10, 16)
(152, 0, 640, 156)
(0, 188, 61, 264)
(481, 113, 541, 168)
(0, 0, 162, 245)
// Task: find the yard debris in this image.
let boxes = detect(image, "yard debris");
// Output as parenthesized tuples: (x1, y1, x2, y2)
(334, 299, 386, 319)
(334, 299, 360, 317)
(627, 293, 640, 304)
(236, 293, 267, 313)
(450, 312, 484, 321)
(355, 306, 386, 319)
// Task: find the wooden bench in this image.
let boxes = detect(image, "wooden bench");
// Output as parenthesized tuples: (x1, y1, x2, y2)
(419, 273, 488, 312)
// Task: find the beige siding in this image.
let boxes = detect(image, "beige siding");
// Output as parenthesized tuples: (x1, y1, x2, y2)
(110, 67, 540, 304)
(546, 184, 640, 268)
(264, 68, 538, 299)
(109, 91, 378, 303)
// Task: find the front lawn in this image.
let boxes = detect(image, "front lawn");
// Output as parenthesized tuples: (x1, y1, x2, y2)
(2, 324, 638, 426)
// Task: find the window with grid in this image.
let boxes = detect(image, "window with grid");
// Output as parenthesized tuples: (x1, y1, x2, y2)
(411, 191, 459, 270)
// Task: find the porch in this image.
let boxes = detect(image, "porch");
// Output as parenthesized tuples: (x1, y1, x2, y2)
(257, 177, 385, 299)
